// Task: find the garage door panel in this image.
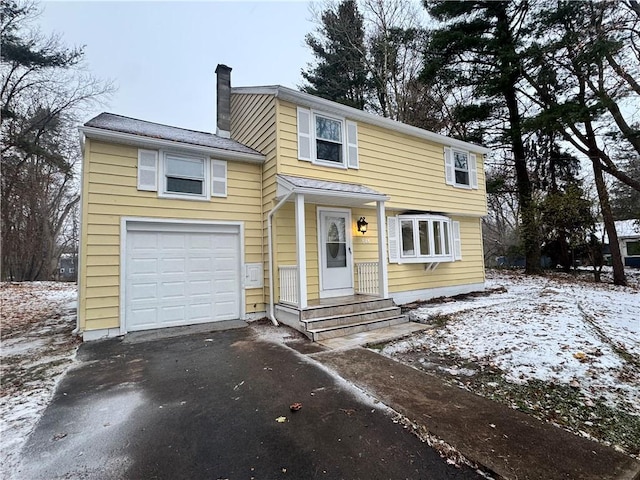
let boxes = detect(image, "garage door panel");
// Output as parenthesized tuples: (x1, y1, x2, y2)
(130, 282, 157, 301)
(161, 257, 186, 274)
(159, 281, 185, 299)
(129, 258, 157, 275)
(125, 226, 241, 332)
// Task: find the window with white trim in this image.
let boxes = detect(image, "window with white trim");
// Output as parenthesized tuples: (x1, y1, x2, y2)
(388, 215, 462, 264)
(297, 107, 359, 169)
(164, 154, 206, 196)
(315, 114, 343, 164)
(444, 147, 478, 189)
(136, 149, 227, 201)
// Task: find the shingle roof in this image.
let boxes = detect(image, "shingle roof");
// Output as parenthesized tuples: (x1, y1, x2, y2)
(278, 174, 386, 197)
(84, 112, 261, 156)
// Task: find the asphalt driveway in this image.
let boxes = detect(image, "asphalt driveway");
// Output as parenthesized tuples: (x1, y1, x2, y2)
(16, 326, 482, 480)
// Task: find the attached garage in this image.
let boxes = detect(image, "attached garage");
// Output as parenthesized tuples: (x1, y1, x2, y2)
(123, 219, 243, 333)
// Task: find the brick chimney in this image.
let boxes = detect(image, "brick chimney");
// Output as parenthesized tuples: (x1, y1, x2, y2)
(215, 64, 232, 138)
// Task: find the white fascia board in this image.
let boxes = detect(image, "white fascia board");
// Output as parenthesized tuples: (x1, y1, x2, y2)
(232, 86, 491, 155)
(78, 126, 265, 164)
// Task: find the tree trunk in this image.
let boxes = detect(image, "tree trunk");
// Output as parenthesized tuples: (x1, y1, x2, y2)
(496, 5, 541, 275)
(592, 157, 627, 286)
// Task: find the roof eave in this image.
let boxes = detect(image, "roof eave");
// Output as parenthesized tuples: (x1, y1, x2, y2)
(232, 86, 491, 155)
(78, 125, 265, 163)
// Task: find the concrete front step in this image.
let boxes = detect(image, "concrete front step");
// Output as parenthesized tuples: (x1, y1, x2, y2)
(302, 306, 402, 330)
(307, 315, 409, 341)
(301, 298, 395, 320)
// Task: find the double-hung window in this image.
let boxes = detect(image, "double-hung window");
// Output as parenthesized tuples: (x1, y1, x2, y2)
(388, 214, 461, 264)
(444, 147, 478, 189)
(164, 154, 206, 196)
(136, 149, 227, 200)
(297, 107, 359, 169)
(315, 114, 343, 164)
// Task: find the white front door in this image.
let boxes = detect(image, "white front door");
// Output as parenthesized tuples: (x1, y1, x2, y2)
(318, 209, 354, 297)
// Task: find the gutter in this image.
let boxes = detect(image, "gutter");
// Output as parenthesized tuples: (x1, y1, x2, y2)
(267, 191, 295, 325)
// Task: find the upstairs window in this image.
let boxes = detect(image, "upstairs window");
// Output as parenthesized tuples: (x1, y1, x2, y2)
(137, 149, 227, 201)
(165, 154, 205, 196)
(297, 107, 359, 169)
(315, 114, 343, 164)
(444, 147, 478, 189)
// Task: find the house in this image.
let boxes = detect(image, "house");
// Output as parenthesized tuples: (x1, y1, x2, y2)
(57, 253, 78, 282)
(598, 220, 640, 268)
(76, 65, 489, 341)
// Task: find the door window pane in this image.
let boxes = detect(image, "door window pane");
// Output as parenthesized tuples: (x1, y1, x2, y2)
(326, 217, 346, 268)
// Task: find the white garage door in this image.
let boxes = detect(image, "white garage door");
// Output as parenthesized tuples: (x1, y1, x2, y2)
(125, 222, 241, 332)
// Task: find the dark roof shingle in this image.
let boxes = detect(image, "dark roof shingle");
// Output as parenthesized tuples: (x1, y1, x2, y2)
(84, 112, 261, 156)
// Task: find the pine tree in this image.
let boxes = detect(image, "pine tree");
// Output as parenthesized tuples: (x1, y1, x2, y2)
(301, 0, 370, 110)
(423, 1, 543, 274)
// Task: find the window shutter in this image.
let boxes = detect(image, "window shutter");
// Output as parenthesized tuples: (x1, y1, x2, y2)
(452, 221, 462, 260)
(387, 216, 399, 263)
(444, 147, 454, 186)
(469, 153, 478, 189)
(137, 149, 158, 191)
(211, 159, 227, 197)
(346, 120, 359, 169)
(297, 107, 312, 161)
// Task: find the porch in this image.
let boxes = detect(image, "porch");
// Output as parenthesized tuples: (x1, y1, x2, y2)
(267, 175, 408, 341)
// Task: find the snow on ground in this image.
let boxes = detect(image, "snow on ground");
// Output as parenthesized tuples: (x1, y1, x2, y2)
(385, 270, 640, 415)
(0, 282, 79, 476)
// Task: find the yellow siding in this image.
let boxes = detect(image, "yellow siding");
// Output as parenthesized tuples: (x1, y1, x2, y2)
(276, 100, 487, 216)
(230, 93, 278, 301)
(79, 140, 264, 332)
(388, 217, 485, 296)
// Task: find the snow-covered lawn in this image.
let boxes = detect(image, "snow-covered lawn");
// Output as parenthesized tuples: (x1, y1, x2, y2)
(0, 282, 79, 475)
(383, 269, 640, 455)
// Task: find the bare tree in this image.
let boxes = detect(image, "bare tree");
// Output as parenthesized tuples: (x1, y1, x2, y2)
(1, 0, 112, 281)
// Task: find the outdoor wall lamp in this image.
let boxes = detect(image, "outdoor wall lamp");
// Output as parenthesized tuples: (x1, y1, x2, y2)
(357, 217, 368, 235)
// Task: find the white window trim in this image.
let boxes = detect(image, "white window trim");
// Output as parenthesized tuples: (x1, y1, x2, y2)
(394, 214, 455, 264)
(311, 110, 348, 169)
(445, 147, 478, 190)
(158, 151, 210, 202)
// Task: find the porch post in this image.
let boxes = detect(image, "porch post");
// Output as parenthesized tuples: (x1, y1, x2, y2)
(295, 193, 308, 309)
(376, 200, 389, 298)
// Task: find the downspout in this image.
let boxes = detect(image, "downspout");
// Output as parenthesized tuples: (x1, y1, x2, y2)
(267, 191, 295, 325)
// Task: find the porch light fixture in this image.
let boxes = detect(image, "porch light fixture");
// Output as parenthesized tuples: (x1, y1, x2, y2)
(357, 217, 368, 235)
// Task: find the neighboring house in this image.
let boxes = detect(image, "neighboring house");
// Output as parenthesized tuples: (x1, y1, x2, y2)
(597, 220, 640, 268)
(57, 253, 78, 282)
(76, 64, 489, 341)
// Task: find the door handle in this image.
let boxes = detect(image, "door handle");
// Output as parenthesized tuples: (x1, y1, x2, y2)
(348, 247, 352, 254)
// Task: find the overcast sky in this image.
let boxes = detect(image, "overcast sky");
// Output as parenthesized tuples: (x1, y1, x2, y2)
(39, 1, 316, 132)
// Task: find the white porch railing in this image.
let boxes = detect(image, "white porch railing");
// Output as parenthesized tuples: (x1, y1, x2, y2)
(356, 262, 379, 296)
(279, 265, 298, 305)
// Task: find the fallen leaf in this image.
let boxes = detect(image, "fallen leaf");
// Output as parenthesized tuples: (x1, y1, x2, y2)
(275, 416, 287, 423)
(290, 402, 302, 412)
